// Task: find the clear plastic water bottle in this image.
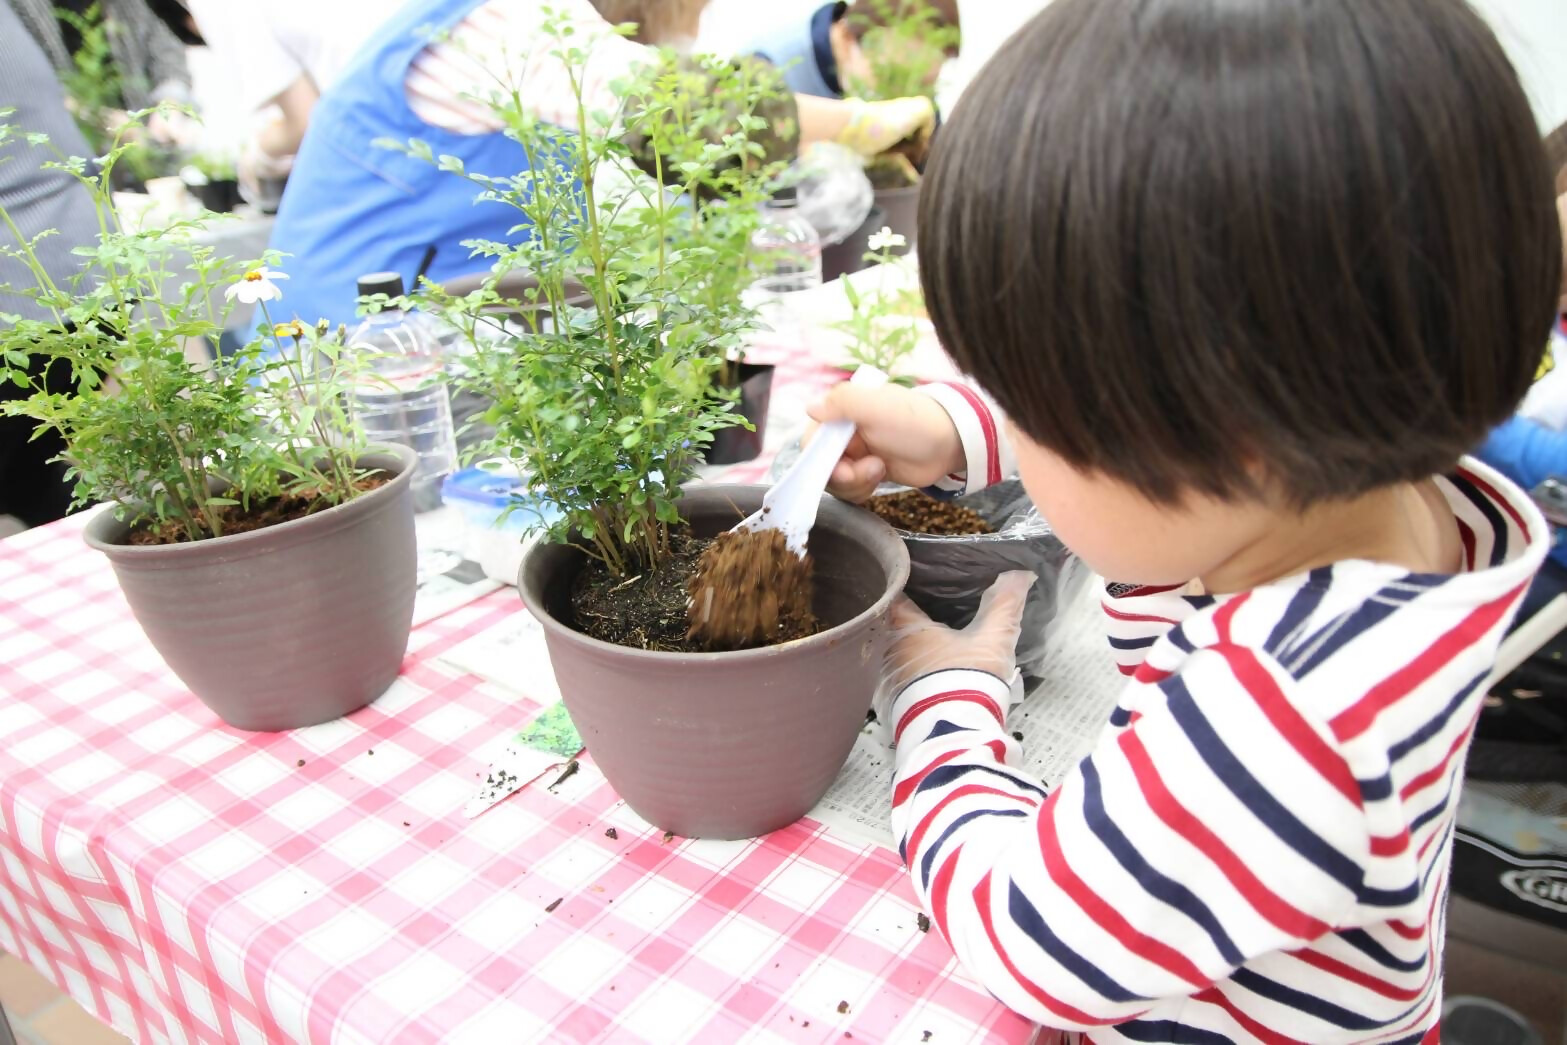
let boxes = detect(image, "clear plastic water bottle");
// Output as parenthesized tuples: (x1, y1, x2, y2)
(347, 272, 458, 514)
(747, 186, 823, 348)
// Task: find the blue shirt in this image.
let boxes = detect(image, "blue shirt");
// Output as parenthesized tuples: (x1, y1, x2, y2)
(263, 0, 541, 331)
(745, 2, 845, 100)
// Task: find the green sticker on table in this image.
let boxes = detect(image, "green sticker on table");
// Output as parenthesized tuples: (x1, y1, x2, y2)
(513, 702, 582, 758)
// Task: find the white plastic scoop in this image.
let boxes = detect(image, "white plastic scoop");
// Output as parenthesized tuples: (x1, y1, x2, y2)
(734, 365, 889, 557)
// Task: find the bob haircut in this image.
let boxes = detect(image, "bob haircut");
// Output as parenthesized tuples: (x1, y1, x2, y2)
(919, 0, 1563, 507)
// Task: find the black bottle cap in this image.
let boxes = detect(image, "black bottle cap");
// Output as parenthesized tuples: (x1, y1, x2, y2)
(356, 272, 405, 298)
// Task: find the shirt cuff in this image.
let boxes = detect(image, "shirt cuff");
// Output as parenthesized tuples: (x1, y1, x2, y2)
(915, 382, 1015, 496)
(891, 668, 1014, 746)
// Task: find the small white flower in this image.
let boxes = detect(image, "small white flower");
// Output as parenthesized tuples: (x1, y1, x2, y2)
(867, 227, 907, 252)
(224, 266, 289, 304)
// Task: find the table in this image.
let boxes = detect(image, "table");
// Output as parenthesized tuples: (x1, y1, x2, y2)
(0, 337, 1040, 1044)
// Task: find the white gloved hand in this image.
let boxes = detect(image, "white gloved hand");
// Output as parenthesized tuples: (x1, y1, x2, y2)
(873, 571, 1035, 732)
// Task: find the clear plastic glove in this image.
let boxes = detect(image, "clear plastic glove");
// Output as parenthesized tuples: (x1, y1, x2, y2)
(834, 97, 937, 159)
(880, 570, 1035, 710)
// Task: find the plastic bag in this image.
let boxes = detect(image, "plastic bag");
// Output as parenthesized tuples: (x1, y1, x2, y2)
(793, 143, 875, 248)
(895, 480, 1077, 679)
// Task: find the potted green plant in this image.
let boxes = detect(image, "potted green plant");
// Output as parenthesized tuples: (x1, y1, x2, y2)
(831, 226, 925, 383)
(628, 52, 792, 466)
(180, 151, 241, 214)
(0, 116, 419, 732)
(842, 0, 958, 254)
(408, 22, 909, 839)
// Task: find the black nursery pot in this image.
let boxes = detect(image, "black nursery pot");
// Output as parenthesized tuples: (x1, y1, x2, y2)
(191, 179, 242, 213)
(704, 363, 775, 465)
(822, 206, 885, 283)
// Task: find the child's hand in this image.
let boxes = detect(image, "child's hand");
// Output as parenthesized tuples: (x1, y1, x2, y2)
(883, 572, 1034, 697)
(806, 382, 965, 502)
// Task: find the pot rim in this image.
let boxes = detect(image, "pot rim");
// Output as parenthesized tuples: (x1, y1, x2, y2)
(83, 443, 418, 558)
(521, 484, 911, 663)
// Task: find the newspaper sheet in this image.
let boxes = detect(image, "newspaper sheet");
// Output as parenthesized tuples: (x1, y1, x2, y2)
(806, 576, 1126, 851)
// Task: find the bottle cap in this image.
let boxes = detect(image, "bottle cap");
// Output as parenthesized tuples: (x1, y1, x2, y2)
(769, 185, 798, 205)
(356, 272, 406, 298)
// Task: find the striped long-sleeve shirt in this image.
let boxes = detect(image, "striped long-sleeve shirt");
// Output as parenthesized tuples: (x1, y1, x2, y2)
(896, 385, 1549, 1042)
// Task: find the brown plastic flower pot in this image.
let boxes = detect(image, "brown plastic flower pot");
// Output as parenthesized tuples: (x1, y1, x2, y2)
(519, 484, 910, 839)
(83, 446, 418, 732)
(703, 363, 775, 465)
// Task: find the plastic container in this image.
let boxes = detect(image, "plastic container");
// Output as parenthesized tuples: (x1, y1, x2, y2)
(441, 462, 560, 585)
(746, 186, 823, 349)
(348, 272, 459, 513)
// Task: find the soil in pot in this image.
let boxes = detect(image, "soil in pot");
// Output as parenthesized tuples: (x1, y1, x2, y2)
(127, 475, 391, 545)
(867, 489, 993, 536)
(569, 528, 819, 653)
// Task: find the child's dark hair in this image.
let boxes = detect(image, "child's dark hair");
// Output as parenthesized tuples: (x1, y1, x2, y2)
(919, 0, 1563, 506)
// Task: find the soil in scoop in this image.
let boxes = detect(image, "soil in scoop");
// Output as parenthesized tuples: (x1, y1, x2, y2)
(127, 475, 389, 546)
(570, 529, 819, 653)
(687, 529, 819, 651)
(867, 489, 994, 536)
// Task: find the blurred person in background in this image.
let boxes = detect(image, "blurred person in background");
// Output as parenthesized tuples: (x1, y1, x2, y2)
(265, 0, 943, 329)
(0, 2, 105, 529)
(182, 0, 404, 202)
(742, 0, 959, 100)
(6, 0, 199, 157)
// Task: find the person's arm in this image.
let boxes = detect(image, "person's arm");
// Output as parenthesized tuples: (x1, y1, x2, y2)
(889, 612, 1384, 1030)
(917, 383, 1019, 497)
(256, 74, 320, 159)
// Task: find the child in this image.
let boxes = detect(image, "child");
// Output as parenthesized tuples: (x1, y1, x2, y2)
(808, 0, 1563, 1040)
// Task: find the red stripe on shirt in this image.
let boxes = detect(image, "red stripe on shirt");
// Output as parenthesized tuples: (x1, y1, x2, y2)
(1034, 791, 1211, 988)
(1119, 730, 1332, 940)
(1212, 645, 1361, 806)
(971, 872, 1129, 1027)
(1192, 987, 1303, 1045)
(893, 747, 968, 809)
(896, 690, 1004, 744)
(1330, 586, 1523, 741)
(1457, 466, 1530, 538)
(1289, 948, 1427, 1002)
(943, 383, 1002, 486)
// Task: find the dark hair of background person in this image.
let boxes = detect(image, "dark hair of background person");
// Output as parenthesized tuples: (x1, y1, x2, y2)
(918, 0, 1563, 508)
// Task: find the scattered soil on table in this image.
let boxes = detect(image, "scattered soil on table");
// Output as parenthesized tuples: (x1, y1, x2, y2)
(687, 528, 820, 651)
(127, 475, 389, 545)
(866, 489, 993, 536)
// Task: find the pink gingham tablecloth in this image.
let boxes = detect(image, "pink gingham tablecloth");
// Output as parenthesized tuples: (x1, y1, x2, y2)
(0, 342, 1039, 1044)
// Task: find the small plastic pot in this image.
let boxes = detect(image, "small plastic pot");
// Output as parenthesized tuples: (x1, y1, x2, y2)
(83, 446, 418, 731)
(703, 363, 775, 465)
(872, 184, 920, 254)
(519, 485, 910, 839)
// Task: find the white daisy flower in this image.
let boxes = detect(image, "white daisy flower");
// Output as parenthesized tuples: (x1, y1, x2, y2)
(866, 227, 907, 252)
(224, 267, 289, 304)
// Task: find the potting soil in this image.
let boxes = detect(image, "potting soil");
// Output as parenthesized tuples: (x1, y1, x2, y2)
(866, 489, 994, 536)
(686, 528, 820, 651)
(127, 475, 390, 545)
(570, 532, 709, 652)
